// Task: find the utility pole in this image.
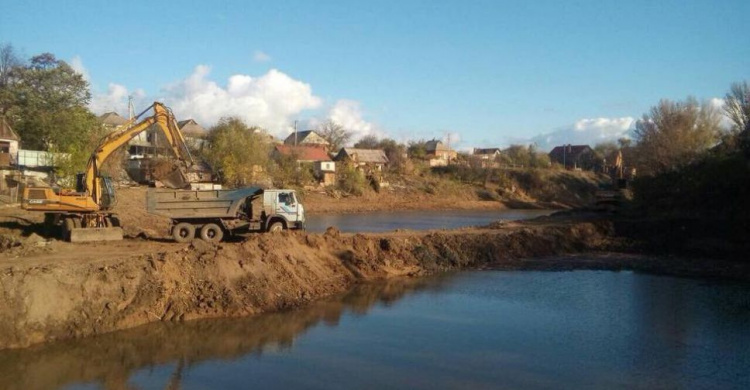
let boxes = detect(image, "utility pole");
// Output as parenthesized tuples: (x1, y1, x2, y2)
(294, 120, 298, 146)
(127, 95, 135, 120)
(445, 133, 452, 165)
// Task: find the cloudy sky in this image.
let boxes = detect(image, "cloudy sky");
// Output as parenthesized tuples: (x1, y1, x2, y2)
(2, 0, 747, 150)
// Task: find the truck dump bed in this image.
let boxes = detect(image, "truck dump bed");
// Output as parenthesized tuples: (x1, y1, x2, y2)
(147, 187, 262, 219)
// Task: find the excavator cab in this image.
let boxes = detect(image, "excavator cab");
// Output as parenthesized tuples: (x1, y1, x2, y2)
(100, 176, 116, 210)
(75, 173, 86, 193)
(76, 173, 116, 209)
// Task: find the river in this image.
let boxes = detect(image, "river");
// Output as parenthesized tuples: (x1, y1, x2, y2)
(305, 209, 554, 233)
(1, 269, 747, 389)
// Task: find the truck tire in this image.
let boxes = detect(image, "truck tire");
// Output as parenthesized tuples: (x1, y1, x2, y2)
(268, 221, 284, 233)
(172, 222, 195, 243)
(200, 223, 224, 243)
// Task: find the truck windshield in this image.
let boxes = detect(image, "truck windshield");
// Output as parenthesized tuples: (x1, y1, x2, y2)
(278, 193, 294, 205)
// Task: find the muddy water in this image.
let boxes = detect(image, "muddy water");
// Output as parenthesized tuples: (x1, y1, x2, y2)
(305, 209, 553, 233)
(1, 270, 748, 390)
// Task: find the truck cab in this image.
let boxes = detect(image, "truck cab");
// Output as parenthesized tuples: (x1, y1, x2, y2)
(263, 189, 305, 231)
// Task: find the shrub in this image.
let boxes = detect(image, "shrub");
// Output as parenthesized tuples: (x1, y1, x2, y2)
(336, 164, 366, 195)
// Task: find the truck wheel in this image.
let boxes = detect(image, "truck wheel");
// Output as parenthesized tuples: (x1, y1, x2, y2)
(173, 222, 195, 243)
(268, 221, 284, 233)
(200, 223, 224, 243)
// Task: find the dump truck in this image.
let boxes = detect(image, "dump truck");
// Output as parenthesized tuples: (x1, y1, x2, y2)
(147, 187, 305, 242)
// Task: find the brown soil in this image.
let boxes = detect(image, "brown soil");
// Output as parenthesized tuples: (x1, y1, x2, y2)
(1, 183, 747, 351)
(0, 210, 614, 350)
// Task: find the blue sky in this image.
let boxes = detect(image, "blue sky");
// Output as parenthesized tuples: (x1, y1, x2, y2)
(1, 0, 748, 150)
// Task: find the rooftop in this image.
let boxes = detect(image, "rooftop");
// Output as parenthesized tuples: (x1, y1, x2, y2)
(0, 117, 20, 141)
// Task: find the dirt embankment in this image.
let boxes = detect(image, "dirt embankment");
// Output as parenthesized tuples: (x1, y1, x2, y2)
(0, 216, 614, 350)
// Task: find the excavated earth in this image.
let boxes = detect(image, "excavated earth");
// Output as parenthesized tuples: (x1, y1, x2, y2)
(0, 213, 618, 350)
(1, 212, 748, 351)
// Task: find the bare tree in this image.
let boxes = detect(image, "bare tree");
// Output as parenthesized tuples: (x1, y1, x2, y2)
(723, 81, 750, 156)
(317, 119, 351, 152)
(723, 81, 750, 134)
(633, 97, 721, 175)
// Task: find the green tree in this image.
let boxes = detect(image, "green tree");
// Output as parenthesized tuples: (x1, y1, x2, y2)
(529, 145, 551, 168)
(204, 117, 271, 187)
(407, 139, 428, 159)
(9, 53, 94, 150)
(0, 43, 22, 116)
(633, 98, 721, 175)
(353, 135, 379, 149)
(336, 163, 366, 195)
(504, 144, 530, 167)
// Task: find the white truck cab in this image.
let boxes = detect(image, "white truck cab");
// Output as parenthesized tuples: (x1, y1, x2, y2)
(263, 189, 305, 231)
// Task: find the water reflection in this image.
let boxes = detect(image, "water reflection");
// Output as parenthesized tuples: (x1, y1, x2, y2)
(0, 276, 454, 390)
(1, 271, 748, 390)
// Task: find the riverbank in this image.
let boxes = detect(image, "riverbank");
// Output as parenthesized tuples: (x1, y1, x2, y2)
(0, 214, 608, 349)
(2, 212, 750, 350)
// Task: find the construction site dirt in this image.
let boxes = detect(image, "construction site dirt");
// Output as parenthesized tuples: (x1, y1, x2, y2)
(2, 186, 749, 350)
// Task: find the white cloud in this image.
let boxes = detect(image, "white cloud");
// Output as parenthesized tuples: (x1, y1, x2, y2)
(69, 55, 90, 81)
(160, 66, 322, 136)
(323, 99, 380, 142)
(89, 83, 147, 117)
(253, 50, 271, 63)
(530, 117, 635, 151)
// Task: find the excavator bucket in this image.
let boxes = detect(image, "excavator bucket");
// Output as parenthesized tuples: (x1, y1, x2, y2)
(150, 159, 191, 189)
(158, 167, 191, 189)
(69, 227, 124, 243)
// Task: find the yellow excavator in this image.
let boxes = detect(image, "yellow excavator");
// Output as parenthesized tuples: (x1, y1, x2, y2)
(22, 102, 194, 242)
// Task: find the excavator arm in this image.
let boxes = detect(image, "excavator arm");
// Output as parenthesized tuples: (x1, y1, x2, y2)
(85, 102, 194, 204)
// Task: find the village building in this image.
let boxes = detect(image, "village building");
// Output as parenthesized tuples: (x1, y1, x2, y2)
(473, 148, 501, 160)
(334, 148, 389, 172)
(283, 130, 329, 148)
(471, 147, 502, 168)
(548, 144, 595, 170)
(425, 139, 457, 167)
(178, 119, 208, 153)
(98, 112, 129, 131)
(273, 144, 336, 185)
(0, 117, 20, 168)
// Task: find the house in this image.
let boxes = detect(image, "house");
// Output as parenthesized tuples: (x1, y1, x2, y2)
(314, 160, 336, 186)
(472, 148, 502, 168)
(473, 148, 501, 160)
(334, 148, 389, 172)
(425, 139, 457, 167)
(273, 144, 335, 185)
(548, 144, 595, 170)
(177, 119, 207, 137)
(98, 112, 129, 130)
(283, 130, 329, 147)
(178, 119, 208, 153)
(0, 117, 20, 168)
